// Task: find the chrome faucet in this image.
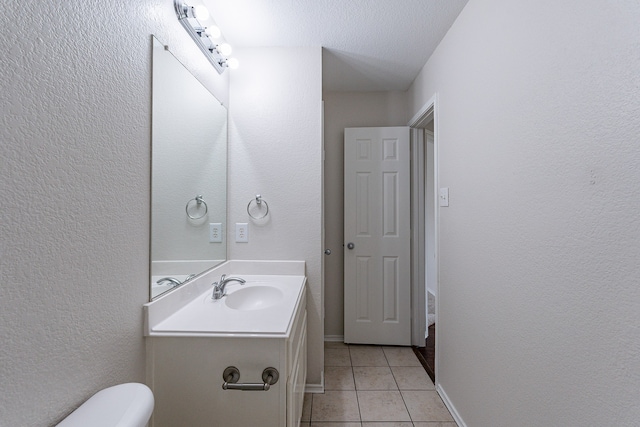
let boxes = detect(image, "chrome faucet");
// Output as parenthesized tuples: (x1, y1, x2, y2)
(212, 274, 246, 300)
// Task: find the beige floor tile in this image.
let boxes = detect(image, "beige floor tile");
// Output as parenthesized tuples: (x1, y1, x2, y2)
(326, 348, 352, 367)
(353, 366, 398, 390)
(391, 366, 435, 390)
(362, 423, 413, 427)
(302, 393, 312, 422)
(311, 391, 361, 422)
(325, 341, 350, 349)
(401, 391, 454, 422)
(382, 347, 422, 367)
(325, 366, 356, 390)
(350, 345, 388, 366)
(413, 423, 458, 426)
(357, 391, 411, 422)
(311, 423, 362, 427)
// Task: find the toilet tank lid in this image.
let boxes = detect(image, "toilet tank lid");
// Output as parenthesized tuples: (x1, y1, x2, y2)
(57, 383, 154, 427)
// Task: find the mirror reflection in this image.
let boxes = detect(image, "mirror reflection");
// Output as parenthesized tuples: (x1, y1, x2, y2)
(151, 36, 227, 299)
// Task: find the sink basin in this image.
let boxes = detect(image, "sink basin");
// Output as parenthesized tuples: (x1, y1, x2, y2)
(225, 286, 284, 311)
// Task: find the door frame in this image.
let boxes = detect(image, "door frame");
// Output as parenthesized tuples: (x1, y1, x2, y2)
(410, 128, 426, 346)
(408, 94, 439, 380)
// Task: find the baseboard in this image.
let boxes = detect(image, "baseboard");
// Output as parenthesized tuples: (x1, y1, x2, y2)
(305, 370, 324, 394)
(436, 383, 467, 427)
(305, 383, 325, 393)
(324, 335, 344, 342)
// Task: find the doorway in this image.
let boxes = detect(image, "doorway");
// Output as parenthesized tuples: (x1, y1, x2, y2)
(323, 91, 439, 384)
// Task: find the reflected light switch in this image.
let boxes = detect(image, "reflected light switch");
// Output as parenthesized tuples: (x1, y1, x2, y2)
(209, 223, 222, 243)
(439, 187, 449, 207)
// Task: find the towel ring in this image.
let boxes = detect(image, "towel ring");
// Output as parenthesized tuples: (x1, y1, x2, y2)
(247, 194, 269, 220)
(186, 195, 208, 220)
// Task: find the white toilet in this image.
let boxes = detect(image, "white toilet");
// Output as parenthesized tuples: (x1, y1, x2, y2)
(56, 383, 154, 427)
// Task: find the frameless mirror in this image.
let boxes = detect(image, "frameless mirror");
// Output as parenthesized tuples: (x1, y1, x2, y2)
(150, 36, 227, 299)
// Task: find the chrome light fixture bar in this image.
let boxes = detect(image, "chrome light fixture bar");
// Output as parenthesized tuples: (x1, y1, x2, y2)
(174, 0, 236, 74)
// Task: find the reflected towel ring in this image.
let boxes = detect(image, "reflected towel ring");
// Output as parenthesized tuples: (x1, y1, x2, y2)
(186, 195, 208, 220)
(247, 194, 269, 220)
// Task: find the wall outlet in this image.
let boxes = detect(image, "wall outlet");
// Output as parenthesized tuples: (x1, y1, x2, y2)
(209, 223, 222, 243)
(235, 223, 248, 243)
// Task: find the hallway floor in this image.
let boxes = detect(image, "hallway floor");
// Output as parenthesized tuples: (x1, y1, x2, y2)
(301, 342, 456, 426)
(413, 323, 436, 383)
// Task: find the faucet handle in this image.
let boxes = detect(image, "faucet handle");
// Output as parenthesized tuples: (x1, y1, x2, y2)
(211, 282, 224, 300)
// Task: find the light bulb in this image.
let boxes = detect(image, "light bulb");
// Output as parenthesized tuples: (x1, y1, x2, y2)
(227, 58, 239, 69)
(205, 25, 221, 39)
(193, 5, 210, 21)
(217, 43, 232, 56)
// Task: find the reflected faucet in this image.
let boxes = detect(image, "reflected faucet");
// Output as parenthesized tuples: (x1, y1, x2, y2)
(212, 274, 246, 300)
(156, 277, 182, 287)
(157, 274, 196, 289)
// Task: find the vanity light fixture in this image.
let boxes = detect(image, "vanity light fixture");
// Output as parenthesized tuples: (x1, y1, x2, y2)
(174, 0, 238, 74)
(205, 25, 221, 39)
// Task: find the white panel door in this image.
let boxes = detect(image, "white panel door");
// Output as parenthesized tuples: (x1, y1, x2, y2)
(344, 127, 411, 345)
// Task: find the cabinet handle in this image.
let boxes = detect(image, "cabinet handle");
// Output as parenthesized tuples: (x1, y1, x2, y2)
(222, 366, 279, 391)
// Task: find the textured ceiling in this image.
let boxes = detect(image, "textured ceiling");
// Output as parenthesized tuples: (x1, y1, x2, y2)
(201, 0, 469, 91)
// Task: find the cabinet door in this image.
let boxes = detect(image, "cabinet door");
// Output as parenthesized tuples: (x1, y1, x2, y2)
(287, 313, 307, 426)
(150, 337, 284, 427)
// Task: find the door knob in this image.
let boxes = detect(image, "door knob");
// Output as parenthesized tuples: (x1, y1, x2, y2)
(324, 249, 331, 255)
(346, 242, 355, 250)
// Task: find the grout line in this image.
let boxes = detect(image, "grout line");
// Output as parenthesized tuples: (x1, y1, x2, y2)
(381, 345, 391, 366)
(349, 345, 364, 423)
(398, 388, 414, 423)
(389, 363, 401, 391)
(354, 379, 363, 423)
(349, 365, 356, 392)
(348, 343, 353, 366)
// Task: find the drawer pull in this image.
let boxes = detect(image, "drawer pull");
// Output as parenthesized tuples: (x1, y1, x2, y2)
(222, 366, 279, 391)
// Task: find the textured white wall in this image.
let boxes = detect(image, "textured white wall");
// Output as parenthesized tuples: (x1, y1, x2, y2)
(0, 1, 228, 425)
(409, 0, 640, 425)
(227, 47, 323, 385)
(322, 91, 409, 338)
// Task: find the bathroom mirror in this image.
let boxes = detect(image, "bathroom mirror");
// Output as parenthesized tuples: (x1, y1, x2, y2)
(150, 36, 227, 299)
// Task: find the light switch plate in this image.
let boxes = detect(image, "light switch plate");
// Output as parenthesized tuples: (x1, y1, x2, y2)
(439, 187, 450, 207)
(235, 223, 248, 242)
(209, 223, 222, 243)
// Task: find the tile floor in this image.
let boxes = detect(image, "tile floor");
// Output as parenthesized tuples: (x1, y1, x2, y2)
(300, 342, 457, 426)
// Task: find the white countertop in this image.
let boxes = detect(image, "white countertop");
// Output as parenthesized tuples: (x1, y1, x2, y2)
(144, 261, 306, 338)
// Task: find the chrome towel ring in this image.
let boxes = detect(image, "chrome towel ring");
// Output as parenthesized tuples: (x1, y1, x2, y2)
(247, 194, 269, 220)
(186, 195, 208, 220)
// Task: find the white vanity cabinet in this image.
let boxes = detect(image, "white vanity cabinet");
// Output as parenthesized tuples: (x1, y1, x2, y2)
(146, 277, 307, 427)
